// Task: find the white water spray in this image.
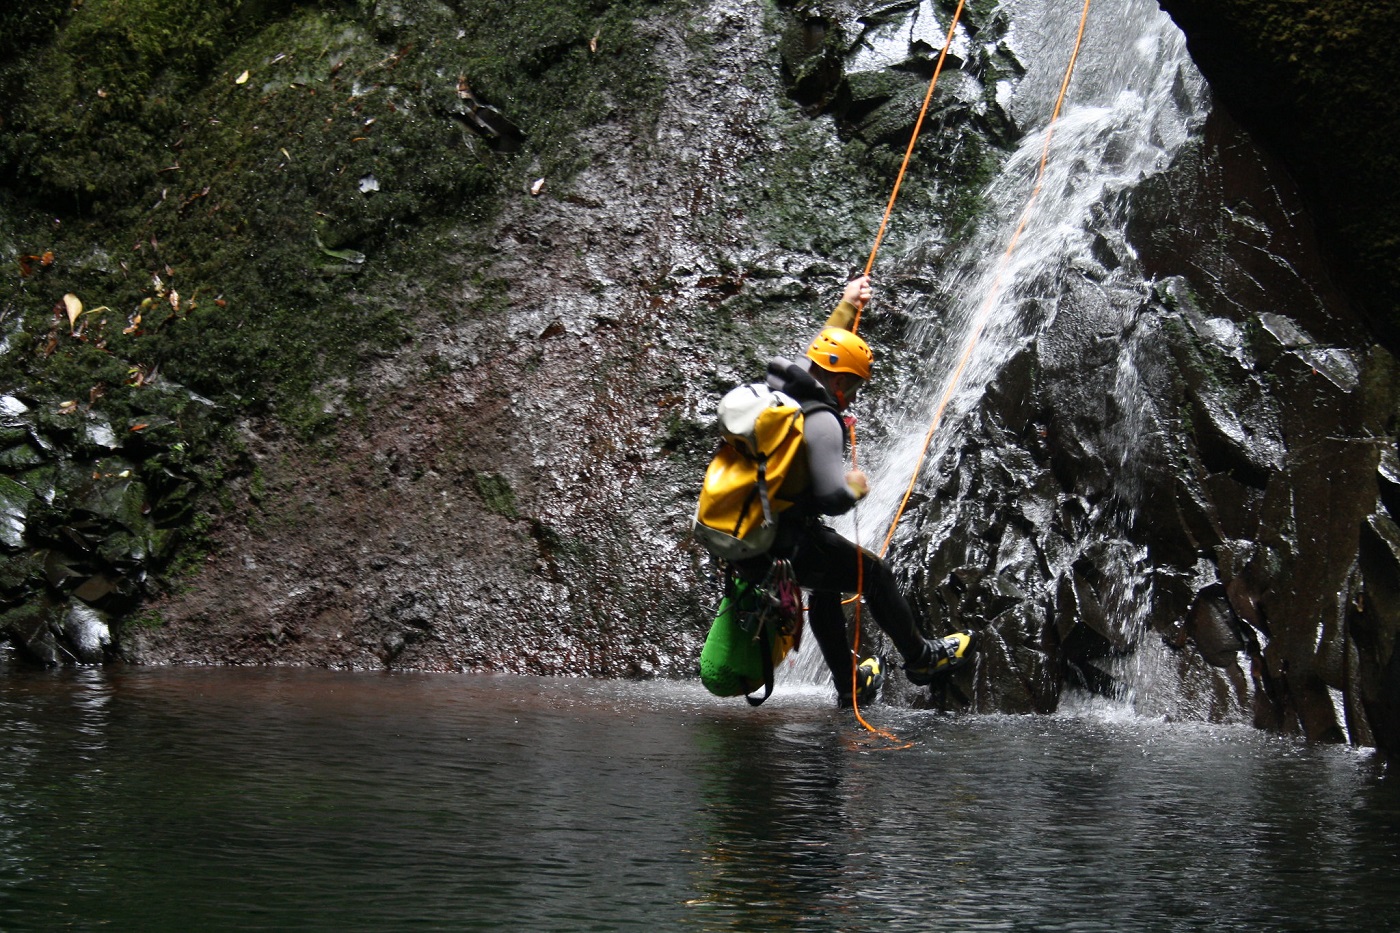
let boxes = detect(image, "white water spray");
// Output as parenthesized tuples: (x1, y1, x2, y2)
(788, 0, 1210, 700)
(864, 0, 1206, 527)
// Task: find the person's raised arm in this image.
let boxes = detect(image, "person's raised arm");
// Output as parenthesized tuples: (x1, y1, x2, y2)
(824, 275, 871, 330)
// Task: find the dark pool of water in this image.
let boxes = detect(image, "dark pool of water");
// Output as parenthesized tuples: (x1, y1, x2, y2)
(1, 663, 1397, 931)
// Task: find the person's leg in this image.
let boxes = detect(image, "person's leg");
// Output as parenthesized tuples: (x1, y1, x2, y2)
(806, 589, 858, 687)
(808, 589, 890, 705)
(789, 523, 928, 664)
(857, 553, 977, 682)
(739, 528, 863, 695)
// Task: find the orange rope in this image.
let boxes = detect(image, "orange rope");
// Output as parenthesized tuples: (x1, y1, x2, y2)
(847, 419, 908, 748)
(854, 0, 967, 334)
(844, 0, 966, 748)
(842, 0, 1093, 743)
(877, 0, 1093, 559)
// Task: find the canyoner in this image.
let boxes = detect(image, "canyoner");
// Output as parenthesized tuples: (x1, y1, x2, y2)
(685, 0, 981, 718)
(691, 276, 977, 709)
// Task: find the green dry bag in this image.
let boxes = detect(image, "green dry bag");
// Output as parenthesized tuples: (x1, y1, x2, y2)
(699, 566, 802, 706)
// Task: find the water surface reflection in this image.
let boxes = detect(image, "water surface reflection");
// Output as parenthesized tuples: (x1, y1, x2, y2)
(1, 665, 1396, 931)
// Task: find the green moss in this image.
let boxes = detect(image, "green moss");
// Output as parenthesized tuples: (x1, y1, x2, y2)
(248, 467, 268, 505)
(1, 0, 670, 422)
(473, 471, 519, 519)
(123, 609, 166, 630)
(1193, 0, 1400, 343)
(0, 0, 673, 639)
(1, 0, 246, 208)
(658, 412, 711, 461)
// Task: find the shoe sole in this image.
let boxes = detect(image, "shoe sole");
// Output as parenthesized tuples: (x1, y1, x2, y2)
(944, 630, 978, 673)
(912, 630, 979, 685)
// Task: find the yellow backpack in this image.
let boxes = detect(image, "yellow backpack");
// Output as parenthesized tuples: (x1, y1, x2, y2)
(691, 383, 820, 561)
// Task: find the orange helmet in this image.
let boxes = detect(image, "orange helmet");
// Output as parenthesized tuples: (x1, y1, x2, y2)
(806, 327, 873, 381)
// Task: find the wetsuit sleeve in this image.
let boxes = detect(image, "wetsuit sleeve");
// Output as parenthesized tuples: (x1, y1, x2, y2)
(824, 299, 859, 331)
(803, 408, 857, 515)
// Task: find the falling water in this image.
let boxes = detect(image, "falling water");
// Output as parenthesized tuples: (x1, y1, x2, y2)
(788, 0, 1211, 698)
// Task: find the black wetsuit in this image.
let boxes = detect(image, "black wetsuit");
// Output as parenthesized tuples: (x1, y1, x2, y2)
(741, 356, 931, 695)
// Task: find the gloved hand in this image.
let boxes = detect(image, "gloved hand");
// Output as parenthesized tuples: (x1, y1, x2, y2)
(846, 469, 870, 500)
(842, 274, 872, 309)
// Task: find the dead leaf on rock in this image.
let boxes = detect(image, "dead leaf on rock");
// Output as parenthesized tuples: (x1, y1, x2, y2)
(63, 294, 83, 329)
(18, 251, 54, 276)
(127, 363, 159, 388)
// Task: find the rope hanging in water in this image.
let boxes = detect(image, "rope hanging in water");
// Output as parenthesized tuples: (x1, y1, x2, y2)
(845, 0, 1095, 740)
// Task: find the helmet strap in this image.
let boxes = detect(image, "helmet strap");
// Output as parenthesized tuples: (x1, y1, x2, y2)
(831, 373, 863, 409)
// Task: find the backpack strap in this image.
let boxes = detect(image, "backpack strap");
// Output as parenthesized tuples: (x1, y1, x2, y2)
(754, 458, 773, 527)
(745, 621, 776, 707)
(798, 398, 841, 449)
(721, 564, 777, 707)
(751, 404, 806, 531)
(741, 558, 801, 708)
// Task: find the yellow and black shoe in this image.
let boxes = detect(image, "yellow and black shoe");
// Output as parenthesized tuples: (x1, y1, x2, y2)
(904, 632, 978, 686)
(838, 656, 884, 708)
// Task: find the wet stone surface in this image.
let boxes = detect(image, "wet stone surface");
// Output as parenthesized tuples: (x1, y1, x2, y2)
(2, 0, 1397, 755)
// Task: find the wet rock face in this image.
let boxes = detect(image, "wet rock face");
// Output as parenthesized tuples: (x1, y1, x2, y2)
(903, 107, 1399, 751)
(107, 0, 1025, 679)
(5, 0, 1397, 754)
(0, 385, 218, 665)
(1157, 0, 1400, 351)
(1130, 113, 1396, 749)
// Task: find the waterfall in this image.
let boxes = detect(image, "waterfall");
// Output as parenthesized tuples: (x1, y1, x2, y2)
(784, 0, 1211, 701)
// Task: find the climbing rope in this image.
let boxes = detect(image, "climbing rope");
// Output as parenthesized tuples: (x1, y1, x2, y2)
(846, 0, 1094, 740)
(854, 0, 967, 334)
(847, 418, 910, 748)
(874, 0, 1093, 559)
(844, 0, 968, 751)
